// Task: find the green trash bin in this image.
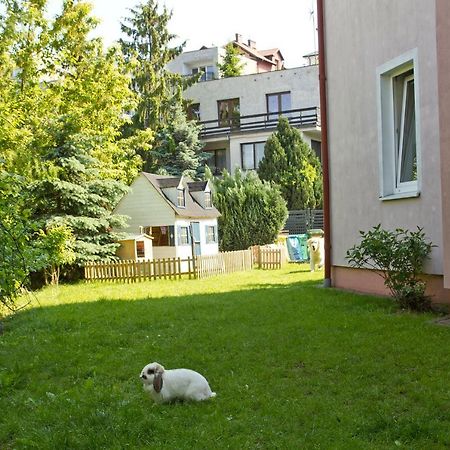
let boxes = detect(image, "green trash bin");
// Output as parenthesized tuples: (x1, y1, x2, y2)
(286, 234, 309, 262)
(307, 229, 324, 238)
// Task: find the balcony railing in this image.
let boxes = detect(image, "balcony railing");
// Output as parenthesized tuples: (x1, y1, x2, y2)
(199, 106, 320, 138)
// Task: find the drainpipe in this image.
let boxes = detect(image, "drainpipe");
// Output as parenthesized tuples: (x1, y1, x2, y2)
(317, 0, 332, 287)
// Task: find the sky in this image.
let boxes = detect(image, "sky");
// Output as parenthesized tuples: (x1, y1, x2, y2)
(48, 0, 318, 68)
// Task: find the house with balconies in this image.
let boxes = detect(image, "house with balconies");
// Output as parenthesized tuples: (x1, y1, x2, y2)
(167, 35, 321, 176)
(166, 33, 286, 82)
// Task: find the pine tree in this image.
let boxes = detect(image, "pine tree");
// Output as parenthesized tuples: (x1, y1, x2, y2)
(120, 0, 186, 131)
(153, 104, 210, 179)
(258, 117, 322, 210)
(218, 43, 244, 78)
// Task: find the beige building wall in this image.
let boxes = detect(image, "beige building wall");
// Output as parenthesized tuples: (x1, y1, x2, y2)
(324, 0, 449, 300)
(436, 0, 450, 288)
(114, 174, 175, 234)
(185, 66, 319, 121)
(187, 66, 321, 174)
(116, 240, 136, 260)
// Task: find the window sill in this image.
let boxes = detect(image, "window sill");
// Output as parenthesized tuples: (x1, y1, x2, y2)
(379, 191, 420, 201)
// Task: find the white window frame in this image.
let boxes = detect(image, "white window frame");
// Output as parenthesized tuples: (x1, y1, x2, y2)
(377, 49, 421, 200)
(205, 225, 217, 244)
(179, 226, 189, 245)
(192, 65, 215, 81)
(136, 240, 145, 259)
(241, 142, 265, 171)
(177, 188, 185, 208)
(396, 74, 417, 193)
(204, 191, 212, 208)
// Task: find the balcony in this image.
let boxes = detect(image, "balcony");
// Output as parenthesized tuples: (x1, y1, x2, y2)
(199, 106, 320, 138)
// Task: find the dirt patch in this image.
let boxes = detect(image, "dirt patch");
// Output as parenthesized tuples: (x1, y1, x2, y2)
(433, 316, 450, 327)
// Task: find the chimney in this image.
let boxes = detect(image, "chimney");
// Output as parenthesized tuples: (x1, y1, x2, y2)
(235, 33, 243, 43)
(248, 39, 257, 49)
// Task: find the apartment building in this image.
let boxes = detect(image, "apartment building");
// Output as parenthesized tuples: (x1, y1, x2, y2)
(167, 35, 321, 175)
(319, 0, 450, 302)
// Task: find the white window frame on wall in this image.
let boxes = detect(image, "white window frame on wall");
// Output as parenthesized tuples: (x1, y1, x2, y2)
(177, 188, 186, 208)
(241, 142, 265, 171)
(377, 49, 421, 200)
(396, 74, 417, 193)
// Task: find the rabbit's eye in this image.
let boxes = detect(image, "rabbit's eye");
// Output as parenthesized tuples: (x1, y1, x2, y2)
(147, 369, 154, 375)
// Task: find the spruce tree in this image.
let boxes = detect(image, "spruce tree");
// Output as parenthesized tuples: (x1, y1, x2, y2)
(32, 133, 128, 264)
(258, 117, 323, 210)
(153, 104, 210, 179)
(120, 0, 186, 131)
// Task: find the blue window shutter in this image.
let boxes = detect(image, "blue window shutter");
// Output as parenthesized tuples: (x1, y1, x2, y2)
(168, 226, 175, 246)
(205, 225, 209, 243)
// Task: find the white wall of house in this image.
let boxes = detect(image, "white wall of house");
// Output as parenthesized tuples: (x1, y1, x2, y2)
(239, 55, 258, 75)
(185, 65, 319, 122)
(166, 47, 223, 78)
(186, 66, 320, 174)
(152, 246, 177, 260)
(174, 218, 219, 258)
(198, 218, 220, 256)
(174, 219, 193, 259)
(324, 0, 443, 276)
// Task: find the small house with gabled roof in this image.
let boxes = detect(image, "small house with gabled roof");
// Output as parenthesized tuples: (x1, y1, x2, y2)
(113, 172, 220, 261)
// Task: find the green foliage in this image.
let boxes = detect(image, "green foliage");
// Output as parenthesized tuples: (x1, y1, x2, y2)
(0, 0, 150, 275)
(0, 0, 149, 183)
(120, 0, 187, 132)
(0, 168, 76, 311)
(151, 104, 210, 179)
(258, 117, 323, 210)
(346, 225, 434, 311)
(217, 42, 244, 78)
(31, 134, 129, 265)
(210, 169, 288, 251)
(38, 225, 76, 285)
(0, 172, 36, 312)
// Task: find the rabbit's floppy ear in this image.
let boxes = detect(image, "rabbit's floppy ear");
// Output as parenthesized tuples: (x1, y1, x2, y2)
(153, 371, 163, 393)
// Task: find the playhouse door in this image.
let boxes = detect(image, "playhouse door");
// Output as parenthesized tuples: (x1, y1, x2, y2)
(190, 222, 201, 256)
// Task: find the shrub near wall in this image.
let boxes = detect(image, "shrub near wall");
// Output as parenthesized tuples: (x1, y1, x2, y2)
(210, 169, 288, 251)
(346, 225, 434, 311)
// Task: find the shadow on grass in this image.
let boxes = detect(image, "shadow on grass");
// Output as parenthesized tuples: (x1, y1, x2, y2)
(1, 275, 449, 449)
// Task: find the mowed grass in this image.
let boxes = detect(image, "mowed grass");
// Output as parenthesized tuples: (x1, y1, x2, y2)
(1, 266, 450, 449)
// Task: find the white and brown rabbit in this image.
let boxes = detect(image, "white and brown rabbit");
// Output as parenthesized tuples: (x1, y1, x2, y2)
(140, 362, 216, 404)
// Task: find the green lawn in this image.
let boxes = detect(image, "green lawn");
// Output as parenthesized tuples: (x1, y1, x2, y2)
(1, 265, 450, 449)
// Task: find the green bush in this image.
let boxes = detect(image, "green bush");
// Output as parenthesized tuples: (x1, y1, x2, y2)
(346, 225, 434, 311)
(258, 117, 322, 210)
(210, 169, 288, 251)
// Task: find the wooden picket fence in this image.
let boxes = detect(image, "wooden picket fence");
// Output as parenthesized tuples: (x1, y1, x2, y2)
(254, 246, 285, 270)
(84, 257, 196, 283)
(84, 247, 285, 283)
(196, 249, 253, 280)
